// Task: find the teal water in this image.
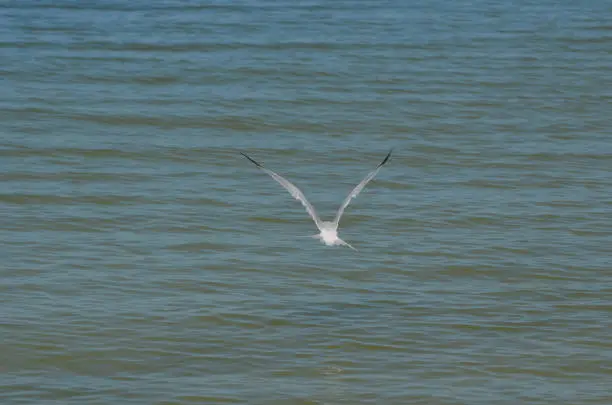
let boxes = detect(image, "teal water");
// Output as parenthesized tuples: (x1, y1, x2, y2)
(1, 1, 611, 404)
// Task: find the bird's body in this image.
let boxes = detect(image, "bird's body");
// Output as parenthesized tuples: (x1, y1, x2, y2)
(313, 221, 346, 247)
(241, 150, 392, 251)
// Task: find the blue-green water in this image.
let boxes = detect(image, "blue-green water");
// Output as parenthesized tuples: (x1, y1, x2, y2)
(1, 1, 611, 404)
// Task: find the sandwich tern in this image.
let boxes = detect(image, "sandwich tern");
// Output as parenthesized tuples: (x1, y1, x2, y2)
(241, 150, 392, 250)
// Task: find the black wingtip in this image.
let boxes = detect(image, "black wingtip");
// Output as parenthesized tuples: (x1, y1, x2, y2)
(378, 148, 393, 167)
(240, 152, 263, 168)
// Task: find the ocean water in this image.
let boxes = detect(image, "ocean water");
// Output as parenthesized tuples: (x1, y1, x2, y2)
(1, 0, 611, 404)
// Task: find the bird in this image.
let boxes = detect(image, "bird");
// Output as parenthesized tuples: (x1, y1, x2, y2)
(240, 150, 392, 250)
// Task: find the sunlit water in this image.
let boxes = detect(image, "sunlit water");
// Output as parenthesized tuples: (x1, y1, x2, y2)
(1, 0, 611, 404)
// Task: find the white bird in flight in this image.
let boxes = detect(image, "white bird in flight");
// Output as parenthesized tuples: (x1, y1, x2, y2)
(241, 150, 393, 250)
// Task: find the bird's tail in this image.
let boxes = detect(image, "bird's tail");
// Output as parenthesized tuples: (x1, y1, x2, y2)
(338, 238, 357, 251)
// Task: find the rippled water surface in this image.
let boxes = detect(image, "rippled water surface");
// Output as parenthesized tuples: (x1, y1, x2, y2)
(2, 0, 612, 404)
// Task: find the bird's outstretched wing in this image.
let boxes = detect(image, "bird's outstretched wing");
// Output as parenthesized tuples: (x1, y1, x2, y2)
(333, 150, 393, 227)
(241, 152, 323, 230)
